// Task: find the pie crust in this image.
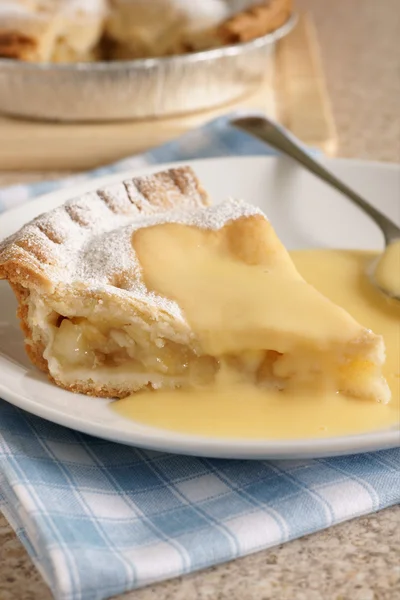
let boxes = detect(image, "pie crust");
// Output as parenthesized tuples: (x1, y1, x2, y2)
(0, 0, 293, 62)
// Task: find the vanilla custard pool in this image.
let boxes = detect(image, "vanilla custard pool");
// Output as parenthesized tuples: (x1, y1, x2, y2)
(114, 249, 400, 439)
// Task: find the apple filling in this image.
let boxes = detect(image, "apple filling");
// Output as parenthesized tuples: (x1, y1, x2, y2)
(49, 316, 218, 386)
(43, 313, 383, 401)
(50, 317, 282, 385)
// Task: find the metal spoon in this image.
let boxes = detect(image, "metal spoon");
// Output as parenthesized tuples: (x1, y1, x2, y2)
(232, 115, 400, 300)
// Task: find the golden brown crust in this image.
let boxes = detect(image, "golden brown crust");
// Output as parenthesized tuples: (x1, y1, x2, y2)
(218, 0, 293, 45)
(9, 281, 49, 373)
(177, 0, 292, 54)
(47, 378, 152, 399)
(0, 248, 50, 291)
(0, 30, 37, 60)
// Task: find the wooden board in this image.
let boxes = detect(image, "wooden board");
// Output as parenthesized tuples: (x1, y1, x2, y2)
(275, 14, 337, 155)
(0, 14, 336, 172)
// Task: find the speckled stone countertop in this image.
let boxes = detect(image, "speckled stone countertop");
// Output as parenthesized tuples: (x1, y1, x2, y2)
(0, 1, 399, 599)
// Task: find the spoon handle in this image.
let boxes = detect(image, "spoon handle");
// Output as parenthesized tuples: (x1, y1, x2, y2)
(232, 116, 400, 244)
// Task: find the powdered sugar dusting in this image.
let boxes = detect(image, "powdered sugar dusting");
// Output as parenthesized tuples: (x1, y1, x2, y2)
(78, 197, 261, 292)
(0, 167, 263, 320)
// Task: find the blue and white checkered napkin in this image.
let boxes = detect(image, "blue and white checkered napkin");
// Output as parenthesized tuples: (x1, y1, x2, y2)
(1, 114, 400, 600)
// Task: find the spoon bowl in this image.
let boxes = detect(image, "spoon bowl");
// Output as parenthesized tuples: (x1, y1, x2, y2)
(370, 240, 400, 300)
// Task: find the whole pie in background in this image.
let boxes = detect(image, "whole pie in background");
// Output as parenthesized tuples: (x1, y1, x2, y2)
(0, 0, 293, 62)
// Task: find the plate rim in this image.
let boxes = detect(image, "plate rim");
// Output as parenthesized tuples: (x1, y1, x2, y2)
(1, 155, 399, 230)
(0, 383, 399, 459)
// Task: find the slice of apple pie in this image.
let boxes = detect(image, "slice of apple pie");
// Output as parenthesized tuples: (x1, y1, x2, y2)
(0, 166, 390, 403)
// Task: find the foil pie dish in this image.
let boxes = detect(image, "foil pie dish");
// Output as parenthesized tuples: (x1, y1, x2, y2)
(0, 14, 296, 122)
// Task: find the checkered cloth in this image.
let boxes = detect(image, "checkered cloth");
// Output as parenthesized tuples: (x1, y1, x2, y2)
(0, 114, 399, 600)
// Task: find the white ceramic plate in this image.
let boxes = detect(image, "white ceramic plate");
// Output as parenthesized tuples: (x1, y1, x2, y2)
(1, 156, 399, 459)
